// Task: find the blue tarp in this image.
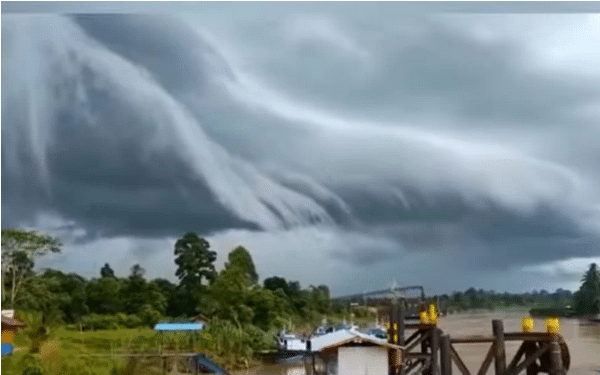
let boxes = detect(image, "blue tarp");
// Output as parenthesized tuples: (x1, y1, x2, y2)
(154, 322, 204, 331)
(1, 343, 14, 356)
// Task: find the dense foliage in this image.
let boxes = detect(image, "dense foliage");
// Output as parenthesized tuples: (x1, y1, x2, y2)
(2, 228, 598, 373)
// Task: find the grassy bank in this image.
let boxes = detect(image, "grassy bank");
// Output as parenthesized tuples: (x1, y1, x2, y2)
(1, 324, 269, 375)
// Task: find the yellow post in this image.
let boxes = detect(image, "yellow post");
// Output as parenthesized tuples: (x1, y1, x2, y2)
(521, 317, 535, 332)
(428, 303, 438, 325)
(546, 317, 560, 334)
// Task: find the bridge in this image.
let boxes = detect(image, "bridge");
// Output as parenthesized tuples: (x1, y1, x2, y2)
(333, 285, 426, 302)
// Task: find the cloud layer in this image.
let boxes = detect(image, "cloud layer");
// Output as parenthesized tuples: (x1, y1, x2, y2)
(2, 7, 599, 294)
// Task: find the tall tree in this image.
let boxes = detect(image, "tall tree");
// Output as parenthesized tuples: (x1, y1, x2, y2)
(210, 247, 260, 325)
(226, 246, 259, 285)
(574, 263, 600, 315)
(130, 264, 146, 279)
(1, 229, 61, 308)
(173, 233, 217, 317)
(100, 263, 115, 278)
(174, 232, 217, 290)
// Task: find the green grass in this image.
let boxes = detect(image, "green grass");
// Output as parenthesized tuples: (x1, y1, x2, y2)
(1, 327, 171, 375)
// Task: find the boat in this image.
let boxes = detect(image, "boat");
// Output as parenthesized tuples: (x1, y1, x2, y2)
(588, 314, 600, 323)
(277, 331, 310, 352)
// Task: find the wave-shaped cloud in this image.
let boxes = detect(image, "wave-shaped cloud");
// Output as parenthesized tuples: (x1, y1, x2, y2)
(2, 11, 599, 293)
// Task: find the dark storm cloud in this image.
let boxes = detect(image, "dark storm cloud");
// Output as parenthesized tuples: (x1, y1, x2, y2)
(2, 8, 599, 293)
(4, 2, 600, 14)
(72, 14, 235, 94)
(234, 13, 599, 127)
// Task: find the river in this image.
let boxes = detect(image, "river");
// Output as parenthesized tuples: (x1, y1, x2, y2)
(234, 310, 600, 375)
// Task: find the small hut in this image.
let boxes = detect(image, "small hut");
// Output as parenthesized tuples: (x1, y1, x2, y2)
(1, 312, 26, 356)
(307, 330, 404, 375)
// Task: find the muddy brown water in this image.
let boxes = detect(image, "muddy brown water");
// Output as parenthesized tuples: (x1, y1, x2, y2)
(235, 310, 599, 375)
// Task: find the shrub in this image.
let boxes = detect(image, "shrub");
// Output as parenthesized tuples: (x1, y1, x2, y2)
(21, 367, 43, 375)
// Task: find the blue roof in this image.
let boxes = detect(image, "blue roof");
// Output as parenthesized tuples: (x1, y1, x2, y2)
(154, 322, 204, 331)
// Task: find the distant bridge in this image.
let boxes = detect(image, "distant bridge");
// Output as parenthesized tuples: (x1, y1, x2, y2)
(333, 285, 426, 302)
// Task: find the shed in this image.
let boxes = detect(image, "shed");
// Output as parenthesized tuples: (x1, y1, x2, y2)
(308, 330, 403, 375)
(1, 314, 26, 356)
(2, 314, 26, 341)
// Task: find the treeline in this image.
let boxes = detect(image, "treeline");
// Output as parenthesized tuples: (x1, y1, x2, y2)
(440, 288, 574, 313)
(440, 263, 599, 317)
(1, 229, 334, 367)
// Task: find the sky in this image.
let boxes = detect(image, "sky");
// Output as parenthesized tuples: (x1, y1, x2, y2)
(2, 2, 600, 296)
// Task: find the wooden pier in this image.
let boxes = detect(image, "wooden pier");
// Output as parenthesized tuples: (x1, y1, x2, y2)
(387, 303, 570, 375)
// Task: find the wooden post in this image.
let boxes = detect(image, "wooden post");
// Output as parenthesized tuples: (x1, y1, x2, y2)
(441, 334, 452, 375)
(422, 329, 431, 375)
(391, 304, 399, 345)
(492, 320, 506, 375)
(549, 337, 564, 375)
(398, 301, 406, 346)
(431, 328, 440, 375)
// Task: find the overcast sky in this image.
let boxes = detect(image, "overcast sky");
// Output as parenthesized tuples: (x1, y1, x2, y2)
(2, 2, 600, 296)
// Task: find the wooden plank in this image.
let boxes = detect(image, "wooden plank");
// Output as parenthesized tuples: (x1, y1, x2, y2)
(492, 320, 506, 375)
(431, 328, 440, 375)
(407, 330, 431, 352)
(451, 337, 495, 344)
(399, 303, 406, 346)
(409, 359, 432, 375)
(476, 344, 495, 375)
(508, 343, 550, 375)
(549, 339, 565, 375)
(406, 353, 433, 360)
(504, 333, 553, 342)
(441, 334, 452, 375)
(450, 344, 471, 375)
(505, 342, 525, 374)
(406, 330, 422, 346)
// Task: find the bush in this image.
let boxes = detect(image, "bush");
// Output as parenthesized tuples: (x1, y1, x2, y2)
(80, 313, 150, 330)
(81, 314, 120, 330)
(138, 305, 162, 327)
(21, 367, 43, 375)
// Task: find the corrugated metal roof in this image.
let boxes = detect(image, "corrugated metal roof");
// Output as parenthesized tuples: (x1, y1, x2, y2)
(153, 322, 204, 331)
(311, 329, 403, 352)
(1, 315, 26, 328)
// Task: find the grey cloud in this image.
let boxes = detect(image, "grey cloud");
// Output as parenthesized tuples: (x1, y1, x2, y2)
(2, 10, 600, 294)
(226, 13, 599, 128)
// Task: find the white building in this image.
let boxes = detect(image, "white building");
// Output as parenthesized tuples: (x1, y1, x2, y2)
(307, 330, 404, 375)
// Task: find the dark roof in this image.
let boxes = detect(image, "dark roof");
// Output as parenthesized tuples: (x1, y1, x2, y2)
(1, 315, 26, 328)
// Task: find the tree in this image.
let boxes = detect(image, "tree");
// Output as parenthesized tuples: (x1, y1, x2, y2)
(574, 263, 600, 315)
(1, 229, 61, 308)
(209, 247, 260, 325)
(226, 246, 258, 285)
(129, 264, 146, 279)
(174, 232, 217, 291)
(264, 276, 290, 295)
(100, 263, 115, 278)
(86, 277, 124, 315)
